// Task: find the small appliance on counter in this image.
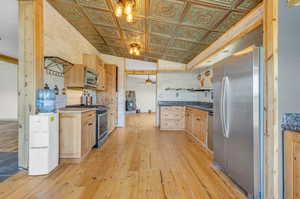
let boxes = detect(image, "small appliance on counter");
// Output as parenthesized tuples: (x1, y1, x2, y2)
(29, 113, 59, 175)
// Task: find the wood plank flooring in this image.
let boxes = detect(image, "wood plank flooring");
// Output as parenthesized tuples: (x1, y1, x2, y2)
(0, 113, 245, 199)
(0, 121, 18, 153)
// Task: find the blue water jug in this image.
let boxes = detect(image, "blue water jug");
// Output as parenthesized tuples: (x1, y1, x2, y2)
(36, 89, 56, 113)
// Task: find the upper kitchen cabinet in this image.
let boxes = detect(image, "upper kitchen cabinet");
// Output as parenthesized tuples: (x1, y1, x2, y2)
(83, 54, 106, 91)
(64, 64, 85, 88)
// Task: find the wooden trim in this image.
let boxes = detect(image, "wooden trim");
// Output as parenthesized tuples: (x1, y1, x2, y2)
(263, 0, 279, 198)
(18, 0, 44, 169)
(187, 3, 264, 70)
(0, 54, 18, 64)
(125, 70, 157, 75)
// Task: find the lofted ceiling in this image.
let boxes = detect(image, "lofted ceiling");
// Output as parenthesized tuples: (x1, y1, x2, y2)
(48, 0, 262, 64)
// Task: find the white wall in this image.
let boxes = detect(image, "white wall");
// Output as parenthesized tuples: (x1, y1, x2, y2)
(127, 76, 156, 113)
(0, 62, 18, 120)
(157, 72, 212, 102)
(126, 59, 157, 70)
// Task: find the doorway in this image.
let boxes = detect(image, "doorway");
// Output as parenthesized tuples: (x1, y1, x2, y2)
(126, 74, 157, 124)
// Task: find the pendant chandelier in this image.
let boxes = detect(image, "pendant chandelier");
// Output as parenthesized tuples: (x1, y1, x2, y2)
(115, 0, 136, 23)
(129, 43, 141, 56)
(145, 75, 156, 85)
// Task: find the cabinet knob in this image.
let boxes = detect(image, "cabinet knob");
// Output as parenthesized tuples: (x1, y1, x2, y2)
(88, 123, 93, 126)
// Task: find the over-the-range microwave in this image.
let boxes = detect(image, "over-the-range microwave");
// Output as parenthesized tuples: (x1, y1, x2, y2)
(84, 67, 98, 88)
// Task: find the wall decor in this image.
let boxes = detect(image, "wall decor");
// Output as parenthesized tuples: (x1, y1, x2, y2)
(288, 0, 300, 7)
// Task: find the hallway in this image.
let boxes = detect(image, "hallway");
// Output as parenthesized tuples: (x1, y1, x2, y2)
(0, 114, 244, 199)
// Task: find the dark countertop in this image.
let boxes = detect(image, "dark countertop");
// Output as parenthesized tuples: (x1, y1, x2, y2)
(158, 101, 213, 113)
(281, 113, 300, 132)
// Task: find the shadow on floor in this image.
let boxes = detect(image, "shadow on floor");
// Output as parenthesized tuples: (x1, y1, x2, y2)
(0, 152, 18, 182)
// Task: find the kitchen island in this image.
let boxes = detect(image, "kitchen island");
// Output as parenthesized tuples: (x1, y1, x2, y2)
(159, 101, 213, 155)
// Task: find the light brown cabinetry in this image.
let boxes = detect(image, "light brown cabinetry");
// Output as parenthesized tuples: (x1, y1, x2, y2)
(105, 64, 118, 134)
(160, 106, 185, 130)
(284, 131, 300, 199)
(59, 110, 96, 162)
(185, 107, 208, 147)
(64, 64, 85, 88)
(83, 54, 106, 91)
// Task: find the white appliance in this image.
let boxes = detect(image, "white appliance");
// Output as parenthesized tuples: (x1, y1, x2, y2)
(29, 113, 59, 175)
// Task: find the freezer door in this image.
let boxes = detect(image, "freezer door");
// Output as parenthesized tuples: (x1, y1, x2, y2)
(212, 62, 226, 170)
(224, 50, 258, 197)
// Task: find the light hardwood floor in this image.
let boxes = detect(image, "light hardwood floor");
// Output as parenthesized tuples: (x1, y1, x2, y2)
(0, 113, 245, 199)
(0, 121, 18, 152)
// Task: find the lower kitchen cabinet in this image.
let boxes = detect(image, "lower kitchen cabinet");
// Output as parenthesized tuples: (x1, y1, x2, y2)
(59, 110, 96, 162)
(160, 106, 185, 131)
(185, 107, 208, 147)
(284, 131, 300, 199)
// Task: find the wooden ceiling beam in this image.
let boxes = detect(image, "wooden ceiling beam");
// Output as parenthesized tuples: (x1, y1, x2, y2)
(0, 54, 18, 64)
(187, 2, 264, 70)
(125, 70, 157, 75)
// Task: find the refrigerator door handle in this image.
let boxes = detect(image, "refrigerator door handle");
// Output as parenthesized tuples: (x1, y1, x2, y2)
(224, 76, 230, 138)
(220, 77, 226, 137)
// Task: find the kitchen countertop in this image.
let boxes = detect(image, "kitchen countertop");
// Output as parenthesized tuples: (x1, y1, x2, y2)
(158, 101, 213, 113)
(281, 113, 300, 132)
(59, 108, 97, 113)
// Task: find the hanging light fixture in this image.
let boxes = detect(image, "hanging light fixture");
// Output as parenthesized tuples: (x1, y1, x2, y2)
(145, 75, 153, 85)
(129, 43, 141, 56)
(114, 0, 136, 23)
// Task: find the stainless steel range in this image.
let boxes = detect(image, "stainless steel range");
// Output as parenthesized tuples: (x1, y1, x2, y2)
(66, 104, 108, 148)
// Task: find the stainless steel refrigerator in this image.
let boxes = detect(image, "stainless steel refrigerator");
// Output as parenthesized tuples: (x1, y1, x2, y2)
(213, 47, 263, 199)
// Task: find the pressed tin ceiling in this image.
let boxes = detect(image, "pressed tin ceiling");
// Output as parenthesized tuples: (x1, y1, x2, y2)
(48, 0, 262, 64)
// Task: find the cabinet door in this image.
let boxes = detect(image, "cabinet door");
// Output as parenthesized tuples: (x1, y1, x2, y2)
(185, 109, 193, 134)
(285, 131, 300, 199)
(64, 64, 85, 88)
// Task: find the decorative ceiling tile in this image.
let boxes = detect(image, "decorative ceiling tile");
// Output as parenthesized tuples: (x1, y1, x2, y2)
(148, 44, 166, 54)
(163, 55, 185, 63)
(149, 0, 185, 23)
(192, 44, 208, 52)
(201, 32, 223, 44)
(182, 4, 227, 29)
(149, 34, 170, 46)
(149, 20, 175, 37)
(165, 48, 189, 57)
(48, 0, 261, 64)
(50, 0, 85, 21)
(170, 39, 199, 50)
(197, 0, 240, 8)
(84, 8, 117, 27)
(119, 17, 145, 32)
(96, 26, 121, 39)
(123, 31, 145, 42)
(217, 12, 244, 32)
(237, 0, 262, 10)
(175, 26, 207, 42)
(95, 44, 114, 54)
(144, 51, 162, 59)
(78, 0, 109, 10)
(103, 38, 125, 48)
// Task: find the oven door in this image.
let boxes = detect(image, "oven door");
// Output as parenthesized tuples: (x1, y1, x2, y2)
(99, 112, 108, 139)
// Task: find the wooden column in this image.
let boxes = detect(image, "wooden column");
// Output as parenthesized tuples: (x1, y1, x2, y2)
(263, 0, 279, 198)
(18, 0, 44, 169)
